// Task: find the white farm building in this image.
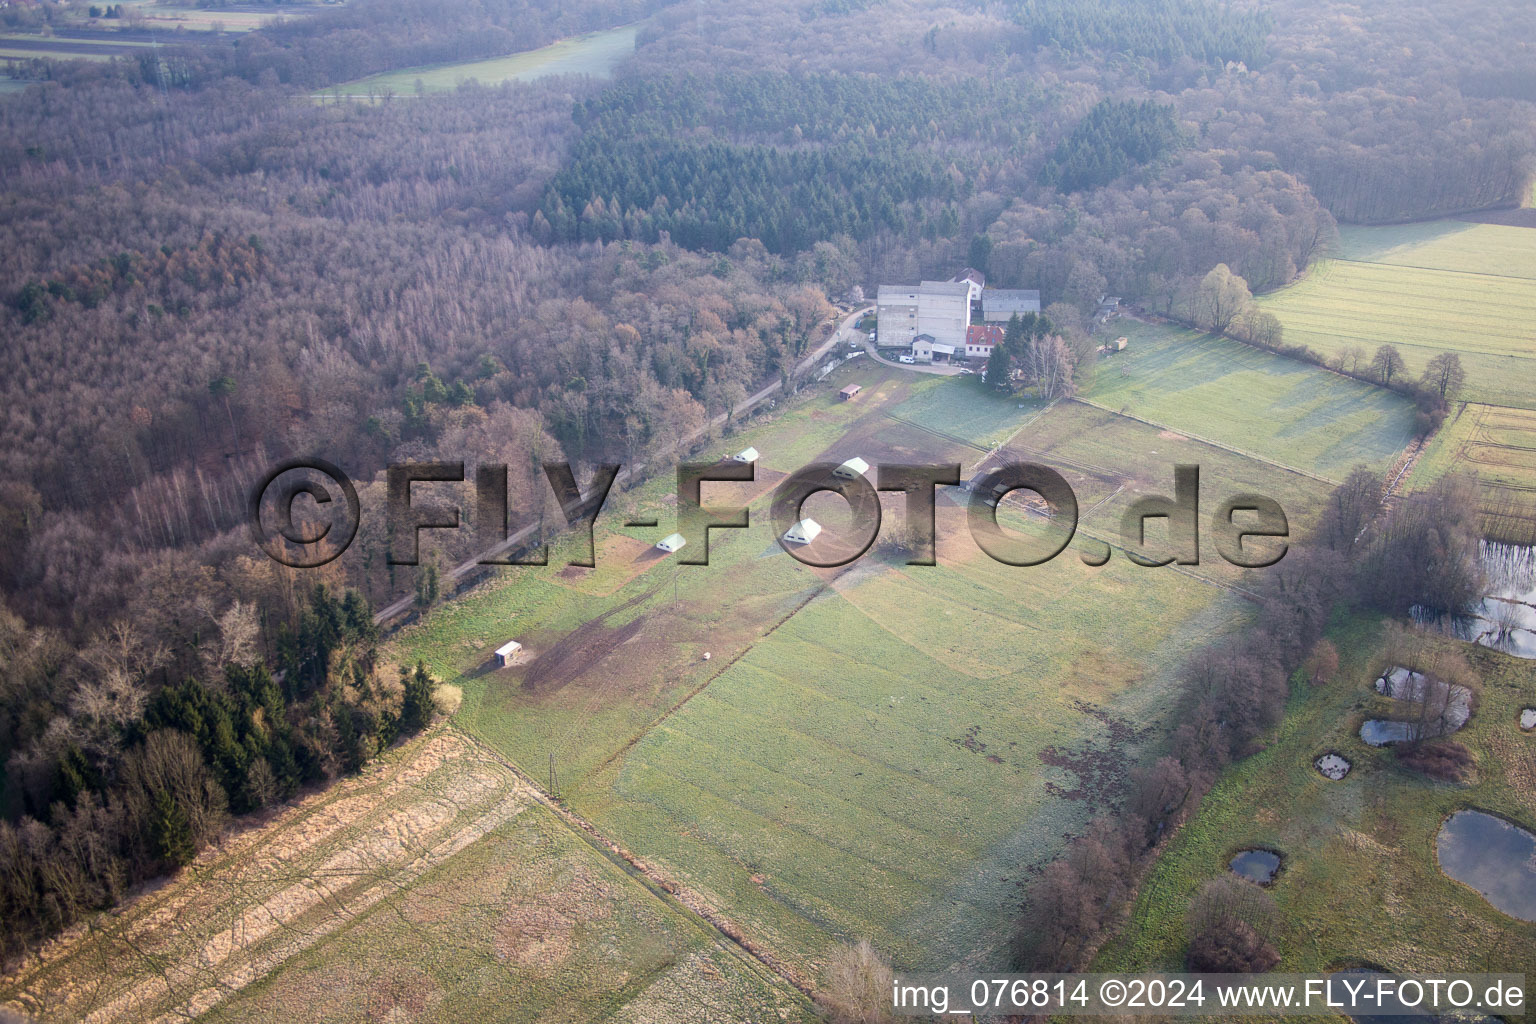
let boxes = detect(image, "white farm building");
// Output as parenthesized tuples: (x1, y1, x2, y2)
(833, 457, 869, 480)
(783, 519, 823, 545)
(876, 280, 972, 351)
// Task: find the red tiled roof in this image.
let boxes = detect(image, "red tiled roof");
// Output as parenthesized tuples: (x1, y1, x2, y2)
(966, 324, 1003, 347)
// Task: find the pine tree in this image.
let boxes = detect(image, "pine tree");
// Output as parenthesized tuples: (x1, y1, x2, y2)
(151, 789, 196, 867)
(400, 661, 439, 734)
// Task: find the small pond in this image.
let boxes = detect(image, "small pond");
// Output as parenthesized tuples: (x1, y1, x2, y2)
(1228, 849, 1281, 884)
(1334, 967, 1502, 1023)
(1413, 541, 1536, 660)
(1362, 666, 1473, 745)
(1360, 719, 1417, 746)
(1316, 753, 1351, 780)
(1435, 809, 1536, 922)
(1521, 707, 1535, 731)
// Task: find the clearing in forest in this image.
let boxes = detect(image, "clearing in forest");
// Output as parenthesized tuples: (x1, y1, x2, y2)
(324, 24, 637, 98)
(389, 359, 1353, 978)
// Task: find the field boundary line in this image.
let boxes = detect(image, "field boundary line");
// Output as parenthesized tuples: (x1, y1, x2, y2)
(454, 727, 820, 1001)
(1068, 397, 1341, 485)
(1331, 255, 1536, 285)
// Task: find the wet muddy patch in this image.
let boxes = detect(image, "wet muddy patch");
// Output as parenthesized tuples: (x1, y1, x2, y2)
(1316, 752, 1351, 780)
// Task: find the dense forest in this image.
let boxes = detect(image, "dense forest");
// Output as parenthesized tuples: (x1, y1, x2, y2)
(541, 72, 1048, 253)
(1005, 0, 1273, 70)
(0, 0, 1533, 968)
(1038, 98, 1182, 192)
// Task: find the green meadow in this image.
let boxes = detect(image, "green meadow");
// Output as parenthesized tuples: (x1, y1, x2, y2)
(1082, 320, 1418, 480)
(1259, 221, 1536, 409)
(389, 354, 1354, 977)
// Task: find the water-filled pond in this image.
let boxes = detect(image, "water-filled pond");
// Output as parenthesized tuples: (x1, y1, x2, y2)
(1521, 708, 1535, 731)
(1361, 666, 1473, 745)
(1359, 719, 1417, 746)
(1229, 849, 1281, 883)
(1414, 541, 1536, 659)
(1316, 753, 1351, 779)
(1334, 968, 1500, 1022)
(1435, 809, 1536, 922)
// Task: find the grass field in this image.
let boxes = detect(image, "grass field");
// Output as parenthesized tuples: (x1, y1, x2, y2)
(326, 24, 636, 98)
(385, 356, 1350, 979)
(1097, 617, 1536, 987)
(0, 727, 811, 1023)
(1082, 320, 1417, 480)
(1258, 221, 1536, 410)
(1, 345, 1404, 1017)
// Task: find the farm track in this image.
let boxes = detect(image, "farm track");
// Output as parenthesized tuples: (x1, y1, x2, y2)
(370, 306, 872, 628)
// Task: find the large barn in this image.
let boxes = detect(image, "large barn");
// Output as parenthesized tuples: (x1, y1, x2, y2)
(875, 280, 972, 350)
(981, 289, 1042, 323)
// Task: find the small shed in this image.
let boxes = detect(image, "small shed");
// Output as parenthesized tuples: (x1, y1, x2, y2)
(839, 384, 862, 400)
(733, 446, 760, 463)
(783, 518, 822, 545)
(833, 457, 869, 480)
(494, 640, 522, 667)
(656, 533, 687, 553)
(1109, 336, 1129, 352)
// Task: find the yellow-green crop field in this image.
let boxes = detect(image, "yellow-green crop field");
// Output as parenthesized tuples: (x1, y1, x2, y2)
(0, 727, 810, 1023)
(1410, 402, 1536, 540)
(1259, 221, 1536, 410)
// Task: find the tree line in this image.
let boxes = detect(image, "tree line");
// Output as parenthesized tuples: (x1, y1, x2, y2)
(0, 584, 443, 964)
(1012, 469, 1487, 972)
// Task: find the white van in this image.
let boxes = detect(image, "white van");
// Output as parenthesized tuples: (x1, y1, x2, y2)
(898, 355, 915, 364)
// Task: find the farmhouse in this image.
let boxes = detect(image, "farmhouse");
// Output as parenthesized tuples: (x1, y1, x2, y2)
(981, 288, 1042, 323)
(494, 640, 522, 667)
(656, 533, 687, 553)
(912, 335, 956, 363)
(783, 518, 822, 544)
(834, 457, 869, 480)
(875, 280, 972, 350)
(965, 324, 1003, 359)
(951, 267, 985, 303)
